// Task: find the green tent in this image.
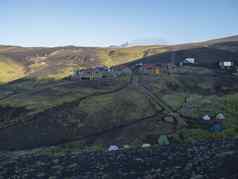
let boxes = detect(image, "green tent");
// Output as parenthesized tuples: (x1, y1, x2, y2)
(158, 135, 170, 145)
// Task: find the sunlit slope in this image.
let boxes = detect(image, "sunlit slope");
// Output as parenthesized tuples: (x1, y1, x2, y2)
(0, 45, 167, 81)
(97, 46, 168, 67)
(0, 55, 25, 83)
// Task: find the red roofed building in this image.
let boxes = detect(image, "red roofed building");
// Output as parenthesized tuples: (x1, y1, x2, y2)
(141, 64, 160, 75)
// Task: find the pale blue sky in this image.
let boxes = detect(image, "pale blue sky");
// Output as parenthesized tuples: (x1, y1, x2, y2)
(1, 0, 238, 47)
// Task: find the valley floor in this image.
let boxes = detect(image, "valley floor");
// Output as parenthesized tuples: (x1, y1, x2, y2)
(0, 66, 238, 150)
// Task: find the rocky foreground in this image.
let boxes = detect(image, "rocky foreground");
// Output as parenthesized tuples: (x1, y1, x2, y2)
(0, 139, 238, 179)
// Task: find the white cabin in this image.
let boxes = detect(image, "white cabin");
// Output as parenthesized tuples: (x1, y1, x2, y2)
(184, 58, 195, 64)
(218, 60, 234, 70)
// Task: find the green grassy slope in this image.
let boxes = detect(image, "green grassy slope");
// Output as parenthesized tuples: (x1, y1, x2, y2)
(0, 55, 25, 83)
(97, 46, 167, 67)
(0, 66, 238, 150)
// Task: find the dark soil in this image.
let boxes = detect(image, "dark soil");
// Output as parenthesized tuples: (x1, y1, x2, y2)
(0, 139, 238, 179)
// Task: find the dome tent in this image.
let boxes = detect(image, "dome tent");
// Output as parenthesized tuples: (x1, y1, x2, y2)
(216, 113, 225, 120)
(158, 135, 170, 145)
(108, 145, 119, 152)
(202, 115, 211, 121)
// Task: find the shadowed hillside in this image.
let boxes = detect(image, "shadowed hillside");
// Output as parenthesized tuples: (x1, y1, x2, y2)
(204, 35, 238, 45)
(130, 47, 238, 68)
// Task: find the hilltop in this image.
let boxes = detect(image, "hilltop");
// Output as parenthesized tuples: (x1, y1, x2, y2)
(0, 45, 167, 83)
(0, 35, 237, 83)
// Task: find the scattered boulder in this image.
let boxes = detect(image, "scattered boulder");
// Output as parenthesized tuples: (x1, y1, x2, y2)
(163, 116, 175, 123)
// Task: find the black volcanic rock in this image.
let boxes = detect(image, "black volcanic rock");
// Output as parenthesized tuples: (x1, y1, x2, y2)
(0, 139, 238, 179)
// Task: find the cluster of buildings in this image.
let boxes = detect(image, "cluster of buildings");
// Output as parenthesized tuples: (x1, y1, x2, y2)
(71, 62, 162, 81)
(71, 57, 237, 81)
(136, 57, 237, 76)
(71, 65, 132, 80)
(179, 57, 237, 71)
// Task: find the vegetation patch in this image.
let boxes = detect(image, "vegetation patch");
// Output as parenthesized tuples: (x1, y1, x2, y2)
(0, 81, 105, 112)
(0, 55, 25, 83)
(79, 87, 155, 129)
(97, 46, 167, 67)
(162, 93, 187, 110)
(45, 67, 75, 80)
(223, 94, 238, 127)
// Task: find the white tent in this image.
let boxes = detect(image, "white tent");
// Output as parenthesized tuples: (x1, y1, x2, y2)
(108, 145, 119, 152)
(216, 113, 225, 120)
(142, 143, 151, 148)
(202, 115, 211, 121)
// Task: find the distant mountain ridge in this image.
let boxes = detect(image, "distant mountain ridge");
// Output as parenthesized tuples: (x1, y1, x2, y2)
(0, 35, 238, 83)
(203, 35, 238, 45)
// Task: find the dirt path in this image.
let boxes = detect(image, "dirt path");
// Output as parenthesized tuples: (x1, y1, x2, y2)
(0, 75, 133, 129)
(135, 73, 199, 131)
(0, 72, 195, 149)
(66, 72, 192, 145)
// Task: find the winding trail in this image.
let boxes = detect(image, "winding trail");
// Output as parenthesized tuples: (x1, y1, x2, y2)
(0, 70, 198, 149)
(136, 73, 199, 131)
(0, 75, 133, 129)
